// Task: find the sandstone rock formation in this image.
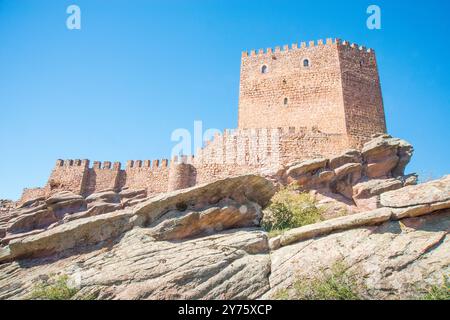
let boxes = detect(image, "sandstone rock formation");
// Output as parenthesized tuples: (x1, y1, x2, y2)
(0, 171, 449, 300)
(0, 136, 447, 300)
(272, 134, 416, 215)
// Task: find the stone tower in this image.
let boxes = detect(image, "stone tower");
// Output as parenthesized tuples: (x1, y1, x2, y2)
(238, 38, 387, 148)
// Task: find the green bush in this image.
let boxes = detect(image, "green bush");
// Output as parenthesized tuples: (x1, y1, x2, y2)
(30, 275, 79, 300)
(274, 262, 362, 300)
(421, 276, 450, 300)
(262, 186, 323, 236)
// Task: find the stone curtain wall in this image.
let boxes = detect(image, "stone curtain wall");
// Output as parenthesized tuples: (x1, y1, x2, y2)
(120, 160, 170, 195)
(85, 161, 121, 195)
(48, 159, 90, 194)
(278, 130, 349, 164)
(19, 187, 47, 204)
(18, 128, 352, 204)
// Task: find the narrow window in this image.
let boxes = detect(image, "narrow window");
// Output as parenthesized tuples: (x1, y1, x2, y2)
(261, 65, 268, 74)
(284, 97, 288, 105)
(303, 59, 310, 67)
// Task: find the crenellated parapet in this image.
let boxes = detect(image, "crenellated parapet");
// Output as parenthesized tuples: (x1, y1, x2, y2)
(241, 38, 374, 58)
(55, 159, 90, 168)
(126, 158, 170, 170)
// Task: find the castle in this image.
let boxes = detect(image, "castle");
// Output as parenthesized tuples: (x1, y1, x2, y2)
(19, 38, 386, 204)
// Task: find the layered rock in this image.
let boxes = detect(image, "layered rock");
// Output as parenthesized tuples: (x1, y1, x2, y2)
(0, 135, 448, 300)
(0, 175, 274, 262)
(273, 134, 415, 213)
(264, 175, 450, 299)
(265, 209, 449, 300)
(0, 174, 448, 300)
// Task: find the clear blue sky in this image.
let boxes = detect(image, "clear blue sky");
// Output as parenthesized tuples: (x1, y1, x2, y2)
(1, 0, 449, 200)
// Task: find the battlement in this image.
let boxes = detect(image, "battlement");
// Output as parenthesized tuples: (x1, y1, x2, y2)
(55, 159, 121, 170)
(55, 159, 89, 168)
(241, 38, 374, 58)
(126, 159, 170, 170)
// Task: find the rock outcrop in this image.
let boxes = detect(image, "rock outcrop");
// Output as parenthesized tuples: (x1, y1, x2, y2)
(0, 175, 275, 262)
(0, 173, 449, 300)
(0, 136, 448, 300)
(272, 134, 416, 214)
(265, 209, 449, 299)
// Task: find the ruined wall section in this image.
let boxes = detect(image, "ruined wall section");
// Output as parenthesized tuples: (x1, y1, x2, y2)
(279, 129, 349, 164)
(85, 161, 121, 195)
(193, 127, 349, 185)
(18, 127, 350, 204)
(120, 159, 170, 195)
(238, 38, 347, 134)
(337, 41, 387, 148)
(193, 129, 280, 185)
(19, 188, 47, 204)
(47, 159, 90, 195)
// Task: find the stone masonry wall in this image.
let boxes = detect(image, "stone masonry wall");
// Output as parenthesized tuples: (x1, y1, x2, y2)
(120, 160, 170, 195)
(337, 41, 387, 148)
(238, 39, 346, 134)
(48, 159, 90, 194)
(238, 38, 386, 148)
(17, 127, 352, 204)
(85, 161, 122, 195)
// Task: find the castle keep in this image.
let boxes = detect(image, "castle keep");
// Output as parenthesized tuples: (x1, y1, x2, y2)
(20, 38, 387, 203)
(238, 38, 386, 146)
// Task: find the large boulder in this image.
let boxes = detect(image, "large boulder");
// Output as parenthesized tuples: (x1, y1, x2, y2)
(277, 135, 415, 209)
(85, 191, 120, 205)
(46, 191, 86, 218)
(381, 175, 450, 208)
(329, 150, 362, 170)
(380, 175, 450, 219)
(285, 158, 328, 178)
(147, 199, 262, 241)
(0, 175, 275, 262)
(6, 209, 56, 235)
(352, 175, 417, 211)
(362, 134, 413, 178)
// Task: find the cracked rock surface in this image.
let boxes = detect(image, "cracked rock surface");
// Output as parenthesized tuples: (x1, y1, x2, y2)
(0, 173, 449, 300)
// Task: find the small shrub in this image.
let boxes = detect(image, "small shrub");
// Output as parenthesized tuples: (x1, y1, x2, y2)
(421, 276, 450, 300)
(30, 275, 79, 300)
(262, 186, 323, 236)
(274, 262, 362, 300)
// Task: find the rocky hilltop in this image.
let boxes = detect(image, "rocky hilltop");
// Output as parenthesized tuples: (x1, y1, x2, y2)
(0, 135, 448, 300)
